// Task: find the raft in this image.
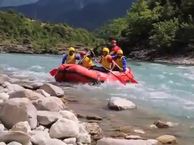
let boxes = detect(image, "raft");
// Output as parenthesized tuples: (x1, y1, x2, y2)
(54, 64, 137, 85)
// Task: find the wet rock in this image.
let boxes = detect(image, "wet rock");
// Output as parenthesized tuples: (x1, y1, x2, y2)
(0, 131, 30, 145)
(9, 89, 45, 101)
(125, 135, 142, 140)
(49, 118, 79, 139)
(134, 129, 145, 134)
(33, 97, 66, 111)
(85, 123, 103, 140)
(59, 110, 78, 122)
(0, 93, 9, 101)
(0, 98, 37, 129)
(97, 138, 158, 145)
(154, 120, 170, 129)
(108, 97, 136, 111)
(86, 115, 103, 121)
(40, 83, 64, 97)
(7, 141, 22, 145)
(63, 138, 76, 145)
(3, 82, 24, 93)
(156, 135, 177, 144)
(37, 111, 61, 126)
(11, 121, 31, 133)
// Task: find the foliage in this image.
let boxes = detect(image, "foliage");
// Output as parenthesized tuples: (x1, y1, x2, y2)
(99, 0, 194, 55)
(0, 10, 98, 53)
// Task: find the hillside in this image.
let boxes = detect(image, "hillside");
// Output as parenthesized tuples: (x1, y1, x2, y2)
(0, 11, 99, 54)
(1, 0, 134, 30)
(99, 0, 194, 59)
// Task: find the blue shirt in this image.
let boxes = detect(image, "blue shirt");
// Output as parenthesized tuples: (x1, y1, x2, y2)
(112, 55, 127, 72)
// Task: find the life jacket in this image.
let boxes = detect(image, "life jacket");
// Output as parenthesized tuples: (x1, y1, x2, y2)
(115, 56, 124, 71)
(101, 55, 112, 70)
(82, 56, 94, 69)
(66, 54, 76, 64)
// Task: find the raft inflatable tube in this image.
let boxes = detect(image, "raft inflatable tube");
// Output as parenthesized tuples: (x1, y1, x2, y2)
(54, 64, 137, 84)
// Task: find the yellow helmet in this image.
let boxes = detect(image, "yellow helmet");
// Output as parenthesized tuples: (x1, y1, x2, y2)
(102, 47, 110, 54)
(117, 50, 123, 55)
(68, 47, 75, 52)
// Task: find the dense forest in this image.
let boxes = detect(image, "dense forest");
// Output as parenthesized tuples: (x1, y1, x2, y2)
(0, 10, 99, 54)
(99, 0, 194, 58)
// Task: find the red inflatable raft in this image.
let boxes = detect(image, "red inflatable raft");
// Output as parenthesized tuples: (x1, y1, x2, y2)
(52, 64, 137, 85)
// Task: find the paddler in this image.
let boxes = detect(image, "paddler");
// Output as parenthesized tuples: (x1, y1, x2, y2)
(112, 49, 127, 72)
(62, 47, 81, 64)
(79, 50, 95, 69)
(110, 39, 122, 56)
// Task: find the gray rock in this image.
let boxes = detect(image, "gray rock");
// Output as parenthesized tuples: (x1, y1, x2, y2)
(40, 83, 64, 97)
(37, 111, 61, 126)
(36, 89, 50, 97)
(0, 131, 30, 145)
(2, 82, 24, 93)
(11, 121, 31, 133)
(9, 89, 45, 101)
(63, 138, 76, 145)
(30, 131, 67, 145)
(33, 97, 66, 111)
(0, 142, 6, 145)
(0, 124, 5, 132)
(0, 74, 10, 85)
(7, 141, 22, 145)
(97, 138, 158, 145)
(49, 118, 79, 139)
(0, 98, 37, 129)
(59, 110, 78, 122)
(108, 97, 136, 111)
(0, 93, 9, 101)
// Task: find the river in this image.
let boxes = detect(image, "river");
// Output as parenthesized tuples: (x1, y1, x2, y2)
(1, 53, 194, 143)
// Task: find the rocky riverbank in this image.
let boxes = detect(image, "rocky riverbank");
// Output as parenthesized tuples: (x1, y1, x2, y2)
(0, 73, 187, 145)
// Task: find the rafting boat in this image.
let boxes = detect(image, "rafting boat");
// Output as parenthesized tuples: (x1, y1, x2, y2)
(52, 64, 137, 85)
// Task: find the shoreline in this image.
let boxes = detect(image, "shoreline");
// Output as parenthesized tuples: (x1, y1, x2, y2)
(0, 73, 193, 145)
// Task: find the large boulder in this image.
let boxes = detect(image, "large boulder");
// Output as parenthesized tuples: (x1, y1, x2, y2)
(37, 111, 61, 126)
(77, 123, 91, 145)
(33, 97, 66, 111)
(108, 97, 136, 111)
(0, 142, 6, 145)
(0, 131, 30, 145)
(63, 138, 76, 145)
(2, 82, 24, 93)
(11, 121, 31, 133)
(9, 89, 45, 101)
(59, 110, 78, 122)
(0, 93, 9, 101)
(156, 135, 177, 144)
(0, 98, 37, 129)
(40, 83, 64, 97)
(97, 138, 158, 145)
(49, 118, 79, 139)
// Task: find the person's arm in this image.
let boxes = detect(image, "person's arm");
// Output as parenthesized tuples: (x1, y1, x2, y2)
(62, 54, 67, 64)
(122, 57, 127, 72)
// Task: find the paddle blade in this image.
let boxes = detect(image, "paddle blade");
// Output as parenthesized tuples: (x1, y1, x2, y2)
(49, 68, 58, 76)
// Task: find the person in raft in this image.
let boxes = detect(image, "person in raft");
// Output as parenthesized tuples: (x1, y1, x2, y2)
(110, 39, 121, 56)
(92, 47, 113, 73)
(112, 49, 127, 72)
(79, 50, 95, 69)
(62, 47, 81, 64)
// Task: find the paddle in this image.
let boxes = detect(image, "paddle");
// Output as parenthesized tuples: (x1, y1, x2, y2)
(112, 60, 138, 84)
(49, 68, 58, 76)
